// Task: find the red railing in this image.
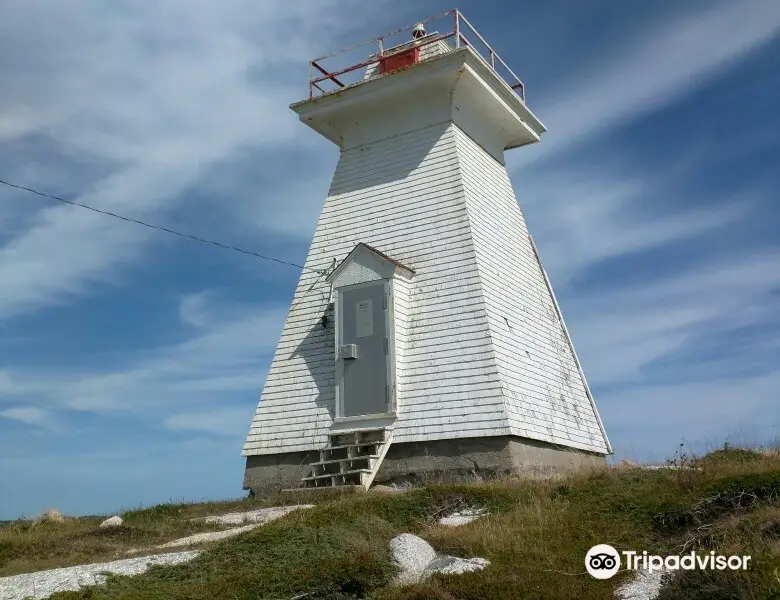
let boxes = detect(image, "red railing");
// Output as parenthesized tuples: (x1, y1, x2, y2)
(307, 9, 526, 102)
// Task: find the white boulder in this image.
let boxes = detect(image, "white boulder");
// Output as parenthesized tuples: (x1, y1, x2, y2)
(389, 533, 438, 585)
(99, 516, 124, 528)
(389, 533, 490, 585)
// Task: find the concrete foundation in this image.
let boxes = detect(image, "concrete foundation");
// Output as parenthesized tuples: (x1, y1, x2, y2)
(243, 435, 606, 497)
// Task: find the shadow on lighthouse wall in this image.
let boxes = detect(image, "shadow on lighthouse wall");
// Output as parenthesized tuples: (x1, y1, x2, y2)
(290, 303, 336, 420)
(326, 121, 451, 197)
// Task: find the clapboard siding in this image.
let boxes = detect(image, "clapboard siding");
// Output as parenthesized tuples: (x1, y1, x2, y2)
(453, 127, 609, 454)
(243, 110, 610, 456)
(391, 276, 410, 414)
(243, 122, 509, 455)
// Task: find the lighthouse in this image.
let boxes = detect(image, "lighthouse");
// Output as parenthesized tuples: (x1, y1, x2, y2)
(242, 11, 611, 494)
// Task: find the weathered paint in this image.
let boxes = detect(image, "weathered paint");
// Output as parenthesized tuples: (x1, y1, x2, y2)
(328, 244, 413, 428)
(453, 127, 610, 452)
(364, 34, 452, 80)
(243, 435, 605, 496)
(242, 44, 610, 459)
(290, 47, 544, 158)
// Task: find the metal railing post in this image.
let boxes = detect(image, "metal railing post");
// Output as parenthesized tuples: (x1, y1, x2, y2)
(454, 9, 460, 48)
(303, 10, 526, 101)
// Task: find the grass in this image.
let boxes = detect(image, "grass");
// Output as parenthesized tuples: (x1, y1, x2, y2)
(2, 444, 779, 599)
(0, 489, 352, 577)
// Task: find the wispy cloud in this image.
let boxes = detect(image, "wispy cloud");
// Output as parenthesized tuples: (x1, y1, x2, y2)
(0, 0, 390, 320)
(515, 0, 780, 166)
(0, 293, 288, 417)
(499, 0, 780, 459)
(164, 407, 256, 437)
(517, 165, 756, 285)
(0, 405, 55, 430)
(567, 251, 780, 383)
(0, 0, 778, 518)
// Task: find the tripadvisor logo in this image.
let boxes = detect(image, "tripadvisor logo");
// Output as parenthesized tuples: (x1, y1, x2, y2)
(585, 544, 751, 579)
(586, 544, 621, 579)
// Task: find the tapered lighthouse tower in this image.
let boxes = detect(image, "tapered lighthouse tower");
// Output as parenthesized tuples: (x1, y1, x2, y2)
(243, 12, 611, 495)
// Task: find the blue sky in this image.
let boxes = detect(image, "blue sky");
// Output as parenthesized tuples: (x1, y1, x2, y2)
(1, 0, 778, 519)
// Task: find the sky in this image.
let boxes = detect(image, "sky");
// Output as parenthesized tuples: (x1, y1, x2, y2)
(0, 0, 778, 519)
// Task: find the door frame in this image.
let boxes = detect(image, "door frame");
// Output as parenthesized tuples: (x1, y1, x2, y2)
(334, 278, 397, 423)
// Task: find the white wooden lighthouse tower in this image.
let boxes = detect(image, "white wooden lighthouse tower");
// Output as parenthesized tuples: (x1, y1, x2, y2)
(243, 12, 611, 494)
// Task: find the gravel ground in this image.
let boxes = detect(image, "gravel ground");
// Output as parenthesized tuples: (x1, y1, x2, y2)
(0, 551, 200, 600)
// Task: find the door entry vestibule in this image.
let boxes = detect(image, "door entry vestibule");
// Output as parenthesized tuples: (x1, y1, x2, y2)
(336, 279, 392, 419)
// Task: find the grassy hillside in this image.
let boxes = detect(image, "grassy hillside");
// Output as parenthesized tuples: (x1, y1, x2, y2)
(2, 445, 779, 600)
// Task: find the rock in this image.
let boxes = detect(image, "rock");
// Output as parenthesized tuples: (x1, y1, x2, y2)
(390, 481, 415, 491)
(438, 514, 478, 526)
(370, 485, 402, 494)
(438, 508, 487, 527)
(641, 465, 702, 471)
(99, 516, 124, 528)
(388, 533, 491, 585)
(0, 550, 200, 599)
(153, 524, 259, 549)
(389, 533, 437, 585)
(196, 505, 313, 526)
(615, 567, 667, 600)
(423, 555, 490, 577)
(123, 506, 316, 554)
(36, 509, 65, 524)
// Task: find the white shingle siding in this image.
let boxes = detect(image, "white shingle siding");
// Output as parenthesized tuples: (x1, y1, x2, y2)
(453, 127, 609, 454)
(244, 122, 507, 455)
(243, 119, 610, 457)
(391, 275, 410, 414)
(332, 257, 385, 288)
